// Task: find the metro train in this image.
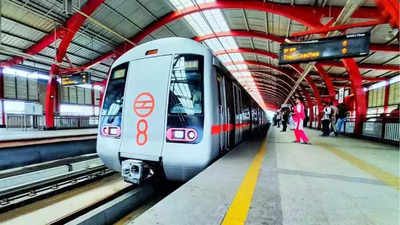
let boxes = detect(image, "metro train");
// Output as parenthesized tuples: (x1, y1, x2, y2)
(97, 37, 268, 184)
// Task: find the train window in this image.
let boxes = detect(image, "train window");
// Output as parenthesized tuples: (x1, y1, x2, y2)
(168, 55, 203, 115)
(101, 63, 129, 117)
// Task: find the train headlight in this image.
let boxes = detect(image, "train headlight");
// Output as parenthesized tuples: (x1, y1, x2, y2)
(101, 126, 121, 137)
(187, 130, 196, 140)
(166, 128, 198, 143)
(173, 130, 185, 139)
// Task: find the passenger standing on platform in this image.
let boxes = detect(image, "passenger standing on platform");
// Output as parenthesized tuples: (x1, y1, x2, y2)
(276, 111, 281, 128)
(336, 103, 349, 134)
(293, 97, 311, 144)
(281, 108, 289, 132)
(330, 103, 338, 136)
(321, 103, 331, 136)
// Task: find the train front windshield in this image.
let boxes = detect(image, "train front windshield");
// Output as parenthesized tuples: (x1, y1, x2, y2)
(101, 63, 128, 131)
(168, 55, 203, 115)
(167, 54, 204, 144)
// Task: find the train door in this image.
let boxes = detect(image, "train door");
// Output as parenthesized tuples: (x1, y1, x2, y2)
(237, 87, 242, 143)
(216, 73, 228, 152)
(226, 81, 235, 148)
(216, 74, 223, 152)
(232, 84, 241, 144)
(221, 77, 228, 150)
(120, 55, 172, 162)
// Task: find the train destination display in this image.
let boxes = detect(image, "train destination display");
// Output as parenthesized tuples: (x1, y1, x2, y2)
(61, 72, 91, 86)
(279, 33, 370, 65)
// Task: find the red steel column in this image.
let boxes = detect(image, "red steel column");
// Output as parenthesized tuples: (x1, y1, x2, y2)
(342, 59, 367, 134)
(45, 65, 59, 128)
(315, 63, 337, 104)
(0, 68, 5, 127)
(45, 0, 104, 128)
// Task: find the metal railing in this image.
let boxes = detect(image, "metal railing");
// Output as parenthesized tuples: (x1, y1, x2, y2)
(5, 114, 99, 130)
(343, 115, 399, 144)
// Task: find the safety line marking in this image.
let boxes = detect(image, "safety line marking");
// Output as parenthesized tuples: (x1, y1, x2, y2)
(221, 139, 268, 225)
(316, 142, 400, 191)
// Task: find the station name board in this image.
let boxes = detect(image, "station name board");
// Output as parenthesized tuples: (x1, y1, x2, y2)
(61, 72, 91, 86)
(279, 33, 370, 65)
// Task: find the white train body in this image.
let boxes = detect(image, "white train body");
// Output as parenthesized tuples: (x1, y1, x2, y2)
(97, 37, 267, 183)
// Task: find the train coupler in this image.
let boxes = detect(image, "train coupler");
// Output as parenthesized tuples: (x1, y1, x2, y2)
(121, 159, 153, 184)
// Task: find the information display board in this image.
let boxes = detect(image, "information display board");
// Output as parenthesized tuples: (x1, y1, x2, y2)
(279, 33, 370, 65)
(61, 72, 91, 86)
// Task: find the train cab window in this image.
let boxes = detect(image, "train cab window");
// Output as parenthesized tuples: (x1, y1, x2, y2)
(101, 63, 128, 121)
(168, 55, 203, 115)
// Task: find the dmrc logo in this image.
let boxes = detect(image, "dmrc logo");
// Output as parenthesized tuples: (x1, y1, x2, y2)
(133, 92, 155, 146)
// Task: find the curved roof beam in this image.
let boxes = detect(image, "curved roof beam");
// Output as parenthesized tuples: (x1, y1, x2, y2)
(232, 69, 296, 83)
(226, 61, 291, 77)
(196, 32, 398, 53)
(229, 61, 321, 102)
(62, 1, 384, 73)
(217, 48, 400, 71)
(1, 0, 105, 68)
(254, 89, 286, 102)
(240, 80, 291, 94)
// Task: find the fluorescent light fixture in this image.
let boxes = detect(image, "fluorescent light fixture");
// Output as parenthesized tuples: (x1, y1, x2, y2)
(60, 104, 96, 116)
(228, 53, 244, 62)
(218, 37, 238, 49)
(226, 65, 238, 71)
(368, 81, 387, 90)
(3, 67, 49, 80)
(184, 12, 212, 36)
(203, 9, 230, 33)
(233, 71, 251, 77)
(4, 100, 25, 113)
(217, 54, 231, 63)
(389, 75, 400, 84)
(204, 39, 224, 52)
(77, 84, 103, 90)
(235, 64, 248, 70)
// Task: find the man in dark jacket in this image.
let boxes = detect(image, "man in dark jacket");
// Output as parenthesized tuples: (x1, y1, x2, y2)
(281, 108, 289, 132)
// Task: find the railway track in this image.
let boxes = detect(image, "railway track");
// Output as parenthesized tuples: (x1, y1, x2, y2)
(0, 156, 113, 213)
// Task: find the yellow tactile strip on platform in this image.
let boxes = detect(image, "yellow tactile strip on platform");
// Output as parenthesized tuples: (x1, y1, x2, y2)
(316, 142, 400, 191)
(221, 139, 268, 225)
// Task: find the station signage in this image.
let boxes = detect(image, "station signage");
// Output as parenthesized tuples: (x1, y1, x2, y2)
(279, 33, 370, 65)
(61, 72, 91, 86)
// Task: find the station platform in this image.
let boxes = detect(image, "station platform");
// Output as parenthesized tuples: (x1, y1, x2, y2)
(0, 128, 97, 142)
(0, 128, 98, 170)
(129, 127, 399, 225)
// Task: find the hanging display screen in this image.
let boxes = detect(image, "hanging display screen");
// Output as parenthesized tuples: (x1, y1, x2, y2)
(61, 72, 91, 86)
(279, 33, 370, 65)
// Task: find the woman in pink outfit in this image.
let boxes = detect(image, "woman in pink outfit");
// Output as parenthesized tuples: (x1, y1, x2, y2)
(293, 97, 311, 144)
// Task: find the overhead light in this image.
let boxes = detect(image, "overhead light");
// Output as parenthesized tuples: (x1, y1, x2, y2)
(218, 37, 238, 49)
(368, 81, 387, 90)
(389, 75, 400, 84)
(217, 54, 231, 63)
(204, 39, 224, 52)
(3, 67, 49, 80)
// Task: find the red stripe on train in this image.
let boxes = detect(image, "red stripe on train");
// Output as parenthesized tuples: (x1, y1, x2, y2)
(211, 123, 250, 135)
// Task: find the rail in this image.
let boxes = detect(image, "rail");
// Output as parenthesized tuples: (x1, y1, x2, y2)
(5, 114, 99, 130)
(0, 159, 112, 212)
